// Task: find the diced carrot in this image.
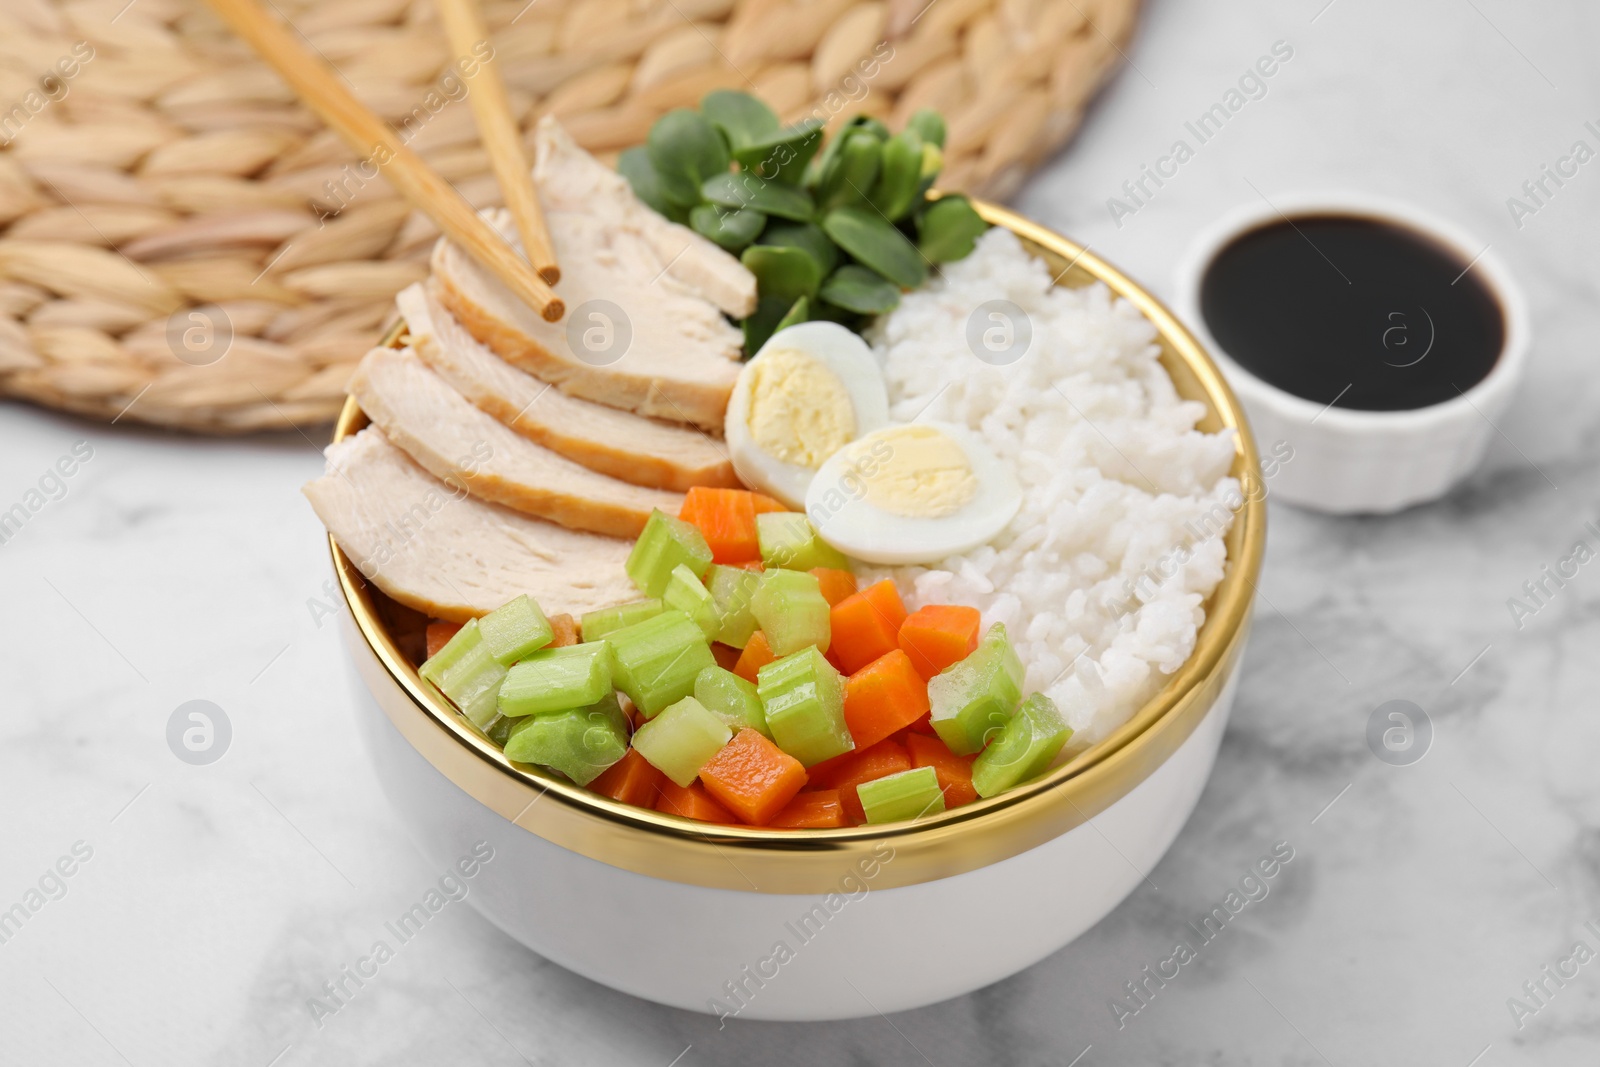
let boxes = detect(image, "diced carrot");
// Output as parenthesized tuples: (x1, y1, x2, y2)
(907, 711, 938, 735)
(425, 620, 462, 660)
(733, 630, 776, 684)
(656, 780, 738, 823)
(804, 748, 854, 785)
(897, 604, 981, 680)
(750, 493, 788, 514)
(547, 612, 580, 648)
(679, 487, 761, 564)
(589, 749, 664, 809)
(810, 567, 858, 607)
(700, 729, 809, 825)
(769, 789, 847, 828)
(809, 737, 910, 789)
(829, 580, 909, 675)
(843, 649, 931, 750)
(808, 738, 911, 824)
(905, 733, 978, 808)
(712, 642, 743, 671)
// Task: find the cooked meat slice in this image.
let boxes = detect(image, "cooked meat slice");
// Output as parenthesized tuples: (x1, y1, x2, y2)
(434, 207, 743, 431)
(397, 283, 737, 491)
(350, 346, 682, 538)
(304, 427, 636, 622)
(531, 116, 757, 319)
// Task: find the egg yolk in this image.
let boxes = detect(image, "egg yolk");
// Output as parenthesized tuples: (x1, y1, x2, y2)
(745, 348, 856, 468)
(845, 425, 978, 518)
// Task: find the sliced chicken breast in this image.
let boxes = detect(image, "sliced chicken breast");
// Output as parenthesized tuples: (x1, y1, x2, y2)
(434, 207, 744, 431)
(304, 427, 636, 621)
(349, 346, 682, 539)
(531, 116, 757, 320)
(397, 284, 737, 491)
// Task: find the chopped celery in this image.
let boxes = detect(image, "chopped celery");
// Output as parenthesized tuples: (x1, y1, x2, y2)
(606, 609, 716, 718)
(663, 564, 718, 639)
(705, 564, 760, 648)
(580, 598, 663, 642)
(928, 623, 1024, 755)
(481, 714, 514, 748)
(972, 693, 1072, 798)
(503, 692, 629, 785)
(858, 766, 946, 824)
(757, 647, 853, 766)
(757, 512, 851, 571)
(419, 618, 508, 728)
(627, 509, 713, 597)
(477, 594, 554, 665)
(630, 696, 732, 787)
(751, 568, 831, 656)
(497, 642, 612, 717)
(694, 665, 769, 737)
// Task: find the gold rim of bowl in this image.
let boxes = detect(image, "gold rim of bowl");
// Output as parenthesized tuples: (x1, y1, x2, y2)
(331, 199, 1266, 893)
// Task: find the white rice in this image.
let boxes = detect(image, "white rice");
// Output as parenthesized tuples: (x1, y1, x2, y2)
(865, 227, 1241, 746)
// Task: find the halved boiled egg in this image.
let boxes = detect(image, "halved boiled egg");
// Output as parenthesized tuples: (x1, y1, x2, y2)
(805, 422, 1022, 565)
(725, 321, 890, 509)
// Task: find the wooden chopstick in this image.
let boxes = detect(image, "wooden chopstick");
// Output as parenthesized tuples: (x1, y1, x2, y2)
(434, 0, 560, 285)
(202, 0, 564, 322)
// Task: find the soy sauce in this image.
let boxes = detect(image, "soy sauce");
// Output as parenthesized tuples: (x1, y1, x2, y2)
(1199, 215, 1504, 412)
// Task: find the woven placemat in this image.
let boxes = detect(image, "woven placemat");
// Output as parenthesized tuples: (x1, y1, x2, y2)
(0, 0, 1139, 433)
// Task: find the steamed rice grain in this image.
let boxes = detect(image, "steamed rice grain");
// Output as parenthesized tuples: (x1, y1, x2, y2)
(866, 228, 1241, 746)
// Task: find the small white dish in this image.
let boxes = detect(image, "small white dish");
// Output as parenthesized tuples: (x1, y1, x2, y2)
(1175, 192, 1531, 514)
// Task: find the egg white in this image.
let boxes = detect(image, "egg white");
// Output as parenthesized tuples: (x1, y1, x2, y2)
(805, 422, 1023, 565)
(725, 321, 890, 508)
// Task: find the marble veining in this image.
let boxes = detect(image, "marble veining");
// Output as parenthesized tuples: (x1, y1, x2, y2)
(4, 0, 1600, 1063)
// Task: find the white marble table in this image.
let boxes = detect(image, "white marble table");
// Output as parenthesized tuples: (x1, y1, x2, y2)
(4, 0, 1598, 1063)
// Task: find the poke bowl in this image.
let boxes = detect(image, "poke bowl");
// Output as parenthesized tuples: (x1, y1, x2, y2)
(315, 108, 1265, 1021)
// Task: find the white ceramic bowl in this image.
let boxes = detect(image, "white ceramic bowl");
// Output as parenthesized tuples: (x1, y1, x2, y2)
(334, 203, 1266, 1020)
(1175, 192, 1531, 514)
